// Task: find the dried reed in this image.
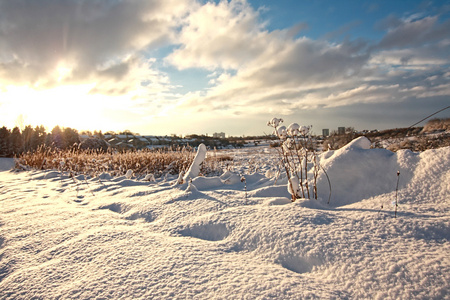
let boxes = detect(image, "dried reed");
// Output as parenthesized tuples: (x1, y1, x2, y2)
(16, 146, 232, 179)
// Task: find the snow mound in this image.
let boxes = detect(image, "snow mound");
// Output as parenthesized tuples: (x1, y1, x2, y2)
(220, 171, 242, 185)
(191, 176, 224, 190)
(343, 135, 371, 150)
(317, 137, 420, 206)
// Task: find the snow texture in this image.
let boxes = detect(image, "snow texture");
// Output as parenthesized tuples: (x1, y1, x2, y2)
(0, 141, 449, 299)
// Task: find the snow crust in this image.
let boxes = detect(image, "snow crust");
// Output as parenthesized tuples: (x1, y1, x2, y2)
(0, 142, 449, 299)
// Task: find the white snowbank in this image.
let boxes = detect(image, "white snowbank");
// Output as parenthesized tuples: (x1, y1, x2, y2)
(316, 137, 419, 206)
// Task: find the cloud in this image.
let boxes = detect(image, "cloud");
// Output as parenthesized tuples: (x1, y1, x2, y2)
(169, 2, 450, 121)
(370, 15, 450, 73)
(1, 0, 449, 134)
(169, 1, 373, 116)
(376, 15, 450, 49)
(369, 47, 450, 69)
(167, 0, 269, 70)
(0, 0, 191, 94)
(88, 56, 173, 97)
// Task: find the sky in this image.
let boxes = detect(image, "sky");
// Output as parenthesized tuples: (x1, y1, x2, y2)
(0, 0, 449, 136)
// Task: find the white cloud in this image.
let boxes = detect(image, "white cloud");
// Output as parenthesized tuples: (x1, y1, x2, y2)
(171, 31, 372, 116)
(167, 2, 450, 122)
(369, 47, 450, 69)
(167, 0, 269, 70)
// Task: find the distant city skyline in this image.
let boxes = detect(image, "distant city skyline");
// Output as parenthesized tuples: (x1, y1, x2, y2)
(0, 0, 449, 136)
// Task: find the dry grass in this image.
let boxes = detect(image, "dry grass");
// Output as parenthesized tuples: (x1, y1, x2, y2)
(15, 146, 233, 178)
(422, 118, 450, 133)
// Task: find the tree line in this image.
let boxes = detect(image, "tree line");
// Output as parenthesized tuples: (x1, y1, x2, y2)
(0, 125, 80, 157)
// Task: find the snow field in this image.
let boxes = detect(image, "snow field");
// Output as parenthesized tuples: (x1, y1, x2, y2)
(0, 142, 449, 299)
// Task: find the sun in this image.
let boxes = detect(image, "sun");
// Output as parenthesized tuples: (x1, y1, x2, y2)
(0, 84, 115, 132)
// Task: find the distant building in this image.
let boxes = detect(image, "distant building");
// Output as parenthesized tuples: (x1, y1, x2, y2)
(322, 129, 329, 137)
(338, 127, 345, 135)
(213, 132, 226, 139)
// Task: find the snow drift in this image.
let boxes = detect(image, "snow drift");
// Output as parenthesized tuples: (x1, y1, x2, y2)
(316, 136, 420, 206)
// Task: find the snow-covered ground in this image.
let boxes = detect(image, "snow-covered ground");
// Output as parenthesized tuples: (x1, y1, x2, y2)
(0, 139, 449, 299)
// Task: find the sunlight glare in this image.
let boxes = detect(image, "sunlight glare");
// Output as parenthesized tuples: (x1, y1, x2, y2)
(0, 84, 117, 132)
(57, 66, 72, 83)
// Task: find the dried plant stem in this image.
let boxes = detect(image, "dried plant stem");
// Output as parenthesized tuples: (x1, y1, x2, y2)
(291, 137, 305, 198)
(395, 171, 400, 218)
(319, 164, 332, 204)
(304, 149, 310, 199)
(267, 118, 321, 201)
(241, 175, 247, 204)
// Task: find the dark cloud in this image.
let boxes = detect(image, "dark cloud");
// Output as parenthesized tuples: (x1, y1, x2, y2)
(374, 14, 403, 31)
(376, 15, 450, 49)
(0, 0, 188, 89)
(241, 38, 370, 89)
(97, 61, 131, 81)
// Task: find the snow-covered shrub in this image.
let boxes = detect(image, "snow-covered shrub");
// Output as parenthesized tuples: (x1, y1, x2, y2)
(125, 169, 133, 179)
(182, 143, 207, 183)
(143, 173, 155, 182)
(268, 118, 322, 201)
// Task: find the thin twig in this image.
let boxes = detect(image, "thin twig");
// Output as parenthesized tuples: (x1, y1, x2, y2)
(320, 164, 332, 205)
(394, 171, 400, 218)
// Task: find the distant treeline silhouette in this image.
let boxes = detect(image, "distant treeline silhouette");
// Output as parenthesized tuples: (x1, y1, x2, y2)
(0, 125, 80, 157)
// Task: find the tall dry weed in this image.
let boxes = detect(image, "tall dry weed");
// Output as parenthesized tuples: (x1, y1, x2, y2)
(16, 146, 232, 179)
